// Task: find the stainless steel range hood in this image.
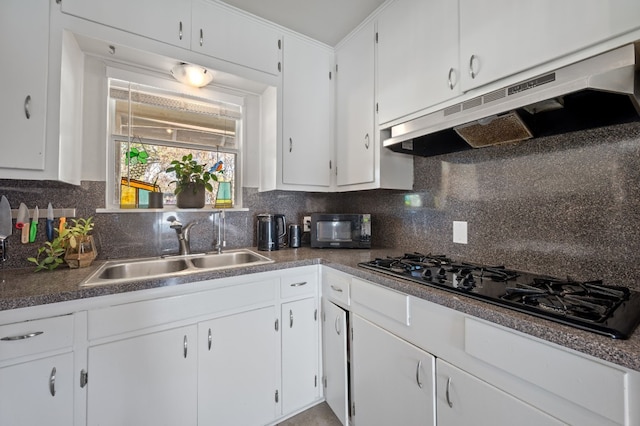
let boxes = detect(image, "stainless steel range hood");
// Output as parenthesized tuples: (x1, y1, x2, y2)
(384, 44, 640, 157)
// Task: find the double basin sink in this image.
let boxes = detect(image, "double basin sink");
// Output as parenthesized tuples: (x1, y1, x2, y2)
(81, 249, 274, 286)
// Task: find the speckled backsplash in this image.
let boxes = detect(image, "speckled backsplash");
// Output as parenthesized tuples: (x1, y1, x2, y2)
(2, 121, 640, 290)
(335, 121, 640, 289)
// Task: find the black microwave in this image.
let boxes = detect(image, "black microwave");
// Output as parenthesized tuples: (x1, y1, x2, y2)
(310, 213, 371, 249)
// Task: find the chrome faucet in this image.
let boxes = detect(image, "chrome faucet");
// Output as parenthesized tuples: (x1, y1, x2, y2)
(167, 216, 197, 255)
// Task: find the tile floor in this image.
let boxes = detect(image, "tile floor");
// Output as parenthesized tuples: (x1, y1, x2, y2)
(276, 402, 342, 426)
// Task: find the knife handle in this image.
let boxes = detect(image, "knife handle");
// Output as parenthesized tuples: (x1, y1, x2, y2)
(21, 224, 30, 244)
(46, 219, 54, 242)
(29, 221, 37, 243)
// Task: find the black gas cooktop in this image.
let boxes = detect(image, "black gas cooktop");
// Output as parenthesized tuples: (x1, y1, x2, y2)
(358, 253, 640, 339)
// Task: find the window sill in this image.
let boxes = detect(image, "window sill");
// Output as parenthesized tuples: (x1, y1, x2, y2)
(96, 207, 249, 213)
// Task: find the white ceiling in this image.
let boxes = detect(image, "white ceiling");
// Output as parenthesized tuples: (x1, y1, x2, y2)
(220, 0, 387, 46)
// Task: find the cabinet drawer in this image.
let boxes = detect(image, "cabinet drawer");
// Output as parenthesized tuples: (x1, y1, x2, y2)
(89, 280, 277, 340)
(464, 318, 627, 425)
(0, 315, 74, 362)
(351, 279, 410, 326)
(281, 272, 317, 299)
(322, 268, 350, 306)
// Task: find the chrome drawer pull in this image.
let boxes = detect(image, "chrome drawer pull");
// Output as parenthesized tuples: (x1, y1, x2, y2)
(416, 360, 423, 388)
(290, 281, 307, 287)
(1, 331, 43, 341)
(179, 21, 183, 40)
(24, 95, 31, 119)
(334, 315, 341, 335)
(330, 285, 343, 293)
(446, 377, 453, 407)
(208, 328, 212, 351)
(183, 335, 188, 358)
(49, 367, 56, 396)
(289, 310, 294, 328)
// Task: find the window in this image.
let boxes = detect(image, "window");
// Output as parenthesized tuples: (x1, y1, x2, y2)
(107, 77, 243, 209)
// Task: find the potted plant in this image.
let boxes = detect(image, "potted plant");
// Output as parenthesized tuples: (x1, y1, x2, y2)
(166, 154, 219, 208)
(28, 217, 97, 271)
(64, 217, 97, 269)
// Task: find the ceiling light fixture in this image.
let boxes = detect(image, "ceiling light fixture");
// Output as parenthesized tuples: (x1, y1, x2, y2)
(170, 63, 214, 88)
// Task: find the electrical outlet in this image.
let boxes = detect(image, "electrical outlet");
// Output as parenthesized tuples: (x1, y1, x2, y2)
(453, 221, 468, 244)
(303, 216, 311, 232)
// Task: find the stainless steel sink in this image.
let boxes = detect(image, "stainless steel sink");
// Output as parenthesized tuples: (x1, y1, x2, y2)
(81, 249, 274, 287)
(190, 251, 268, 269)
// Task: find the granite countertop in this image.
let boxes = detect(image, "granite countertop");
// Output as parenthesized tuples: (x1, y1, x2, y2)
(1, 247, 639, 372)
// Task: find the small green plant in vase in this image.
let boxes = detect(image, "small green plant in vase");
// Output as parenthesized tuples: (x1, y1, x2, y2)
(28, 217, 97, 271)
(167, 154, 221, 208)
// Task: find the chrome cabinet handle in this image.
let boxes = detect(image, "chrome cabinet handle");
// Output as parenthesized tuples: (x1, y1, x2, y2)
(24, 95, 31, 119)
(364, 133, 370, 149)
(446, 377, 453, 407)
(290, 281, 307, 287)
(416, 360, 423, 388)
(183, 335, 188, 358)
(448, 68, 455, 90)
(334, 315, 340, 335)
(289, 310, 294, 328)
(289, 137, 293, 152)
(469, 55, 477, 79)
(200, 29, 204, 47)
(207, 328, 212, 351)
(1, 331, 43, 341)
(330, 285, 343, 293)
(275, 318, 279, 331)
(278, 62, 281, 72)
(179, 21, 183, 40)
(49, 367, 56, 396)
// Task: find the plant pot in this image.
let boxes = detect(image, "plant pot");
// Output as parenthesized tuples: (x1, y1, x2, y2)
(65, 236, 97, 269)
(176, 183, 206, 208)
(148, 192, 164, 208)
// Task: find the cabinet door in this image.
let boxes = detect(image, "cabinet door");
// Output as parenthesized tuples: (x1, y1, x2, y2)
(322, 301, 349, 425)
(60, 0, 190, 49)
(282, 297, 320, 414)
(377, 0, 459, 125)
(459, 0, 640, 92)
(352, 315, 436, 426)
(192, 0, 281, 76)
(436, 359, 563, 426)
(198, 306, 278, 425)
(0, 0, 48, 171)
(336, 21, 375, 187)
(282, 36, 333, 188)
(0, 353, 73, 425)
(87, 326, 198, 426)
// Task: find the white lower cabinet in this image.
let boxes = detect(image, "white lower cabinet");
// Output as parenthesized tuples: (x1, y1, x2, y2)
(351, 314, 436, 426)
(198, 306, 278, 425)
(281, 297, 320, 414)
(0, 352, 74, 425)
(436, 359, 563, 426)
(87, 325, 198, 426)
(322, 300, 349, 425)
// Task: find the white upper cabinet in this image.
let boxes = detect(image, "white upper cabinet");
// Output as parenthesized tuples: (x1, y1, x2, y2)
(191, 0, 282, 76)
(459, 0, 640, 92)
(336, 21, 375, 187)
(0, 0, 49, 172)
(281, 35, 334, 189)
(60, 0, 191, 49)
(335, 20, 413, 191)
(376, 0, 460, 125)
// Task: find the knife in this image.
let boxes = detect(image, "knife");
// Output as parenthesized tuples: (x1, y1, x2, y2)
(16, 203, 28, 229)
(0, 196, 12, 261)
(21, 206, 30, 244)
(46, 203, 54, 242)
(29, 206, 39, 243)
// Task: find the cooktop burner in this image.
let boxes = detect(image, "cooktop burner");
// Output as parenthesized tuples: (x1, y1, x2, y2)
(359, 253, 640, 339)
